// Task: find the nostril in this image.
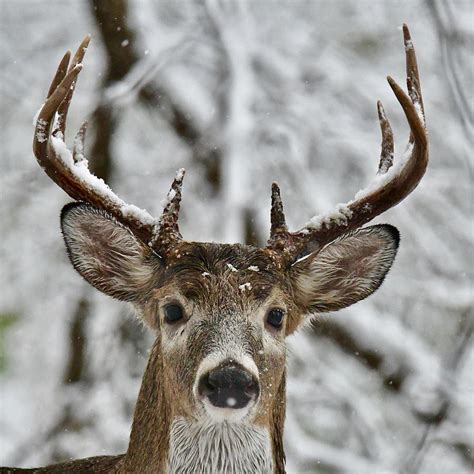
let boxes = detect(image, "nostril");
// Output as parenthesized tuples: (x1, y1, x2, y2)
(207, 369, 224, 389)
(198, 373, 216, 397)
(244, 380, 258, 397)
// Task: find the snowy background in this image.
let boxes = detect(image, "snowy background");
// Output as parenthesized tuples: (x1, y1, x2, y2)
(0, 1, 472, 472)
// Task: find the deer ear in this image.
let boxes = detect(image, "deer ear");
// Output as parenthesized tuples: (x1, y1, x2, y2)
(291, 225, 399, 314)
(61, 203, 159, 302)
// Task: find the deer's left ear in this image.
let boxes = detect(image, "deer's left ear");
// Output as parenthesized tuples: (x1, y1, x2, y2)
(290, 225, 399, 315)
(61, 202, 160, 302)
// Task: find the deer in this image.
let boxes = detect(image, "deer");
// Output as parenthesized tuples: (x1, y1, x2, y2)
(2, 24, 427, 473)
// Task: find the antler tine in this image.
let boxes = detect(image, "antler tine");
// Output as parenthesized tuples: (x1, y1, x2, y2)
(33, 38, 157, 246)
(152, 169, 186, 251)
(73, 120, 88, 163)
(376, 100, 394, 174)
(268, 25, 428, 261)
(387, 76, 427, 148)
(47, 50, 71, 99)
(268, 183, 288, 247)
(34, 64, 83, 161)
(55, 35, 91, 137)
(403, 24, 424, 119)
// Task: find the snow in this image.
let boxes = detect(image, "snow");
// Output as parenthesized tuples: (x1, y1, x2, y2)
(227, 263, 238, 272)
(120, 204, 156, 226)
(160, 189, 176, 209)
(175, 168, 185, 181)
(35, 118, 48, 143)
(305, 203, 353, 230)
(160, 169, 185, 209)
(50, 135, 155, 226)
(247, 266, 259, 272)
(414, 100, 425, 125)
(73, 132, 85, 162)
(353, 142, 415, 202)
(238, 282, 252, 292)
(51, 135, 121, 199)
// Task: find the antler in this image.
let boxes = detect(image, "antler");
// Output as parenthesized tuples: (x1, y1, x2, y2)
(34, 28, 426, 261)
(267, 25, 428, 260)
(33, 36, 184, 251)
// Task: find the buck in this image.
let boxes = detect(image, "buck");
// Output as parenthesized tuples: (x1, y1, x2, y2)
(2, 25, 427, 473)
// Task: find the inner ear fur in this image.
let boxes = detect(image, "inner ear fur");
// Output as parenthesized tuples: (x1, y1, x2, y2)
(61, 203, 160, 302)
(291, 224, 400, 314)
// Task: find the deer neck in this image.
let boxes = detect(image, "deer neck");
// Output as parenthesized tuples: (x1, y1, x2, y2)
(123, 339, 171, 472)
(122, 340, 287, 473)
(270, 371, 287, 474)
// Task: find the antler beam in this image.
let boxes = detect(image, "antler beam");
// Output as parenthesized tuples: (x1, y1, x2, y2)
(268, 24, 428, 260)
(33, 36, 184, 250)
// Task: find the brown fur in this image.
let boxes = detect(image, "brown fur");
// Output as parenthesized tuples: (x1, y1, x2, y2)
(2, 204, 399, 473)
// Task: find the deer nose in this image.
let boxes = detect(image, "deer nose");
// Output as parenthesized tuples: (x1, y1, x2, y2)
(198, 363, 259, 409)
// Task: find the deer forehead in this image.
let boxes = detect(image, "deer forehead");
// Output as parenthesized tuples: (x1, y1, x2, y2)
(153, 242, 292, 304)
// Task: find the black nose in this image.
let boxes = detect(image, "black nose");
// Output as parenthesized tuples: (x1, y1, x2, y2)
(198, 363, 259, 409)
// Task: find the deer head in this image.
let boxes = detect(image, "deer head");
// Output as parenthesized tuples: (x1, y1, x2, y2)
(28, 25, 427, 473)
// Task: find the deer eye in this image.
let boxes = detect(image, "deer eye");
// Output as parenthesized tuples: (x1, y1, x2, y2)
(164, 303, 184, 324)
(266, 308, 285, 329)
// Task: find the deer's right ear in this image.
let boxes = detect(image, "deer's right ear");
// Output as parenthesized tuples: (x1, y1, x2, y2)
(290, 225, 399, 316)
(61, 203, 159, 302)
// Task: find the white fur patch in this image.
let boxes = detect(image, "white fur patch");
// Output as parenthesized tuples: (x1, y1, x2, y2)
(167, 417, 272, 474)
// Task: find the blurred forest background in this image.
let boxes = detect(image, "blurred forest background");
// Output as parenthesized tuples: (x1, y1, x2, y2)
(0, 1, 472, 472)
